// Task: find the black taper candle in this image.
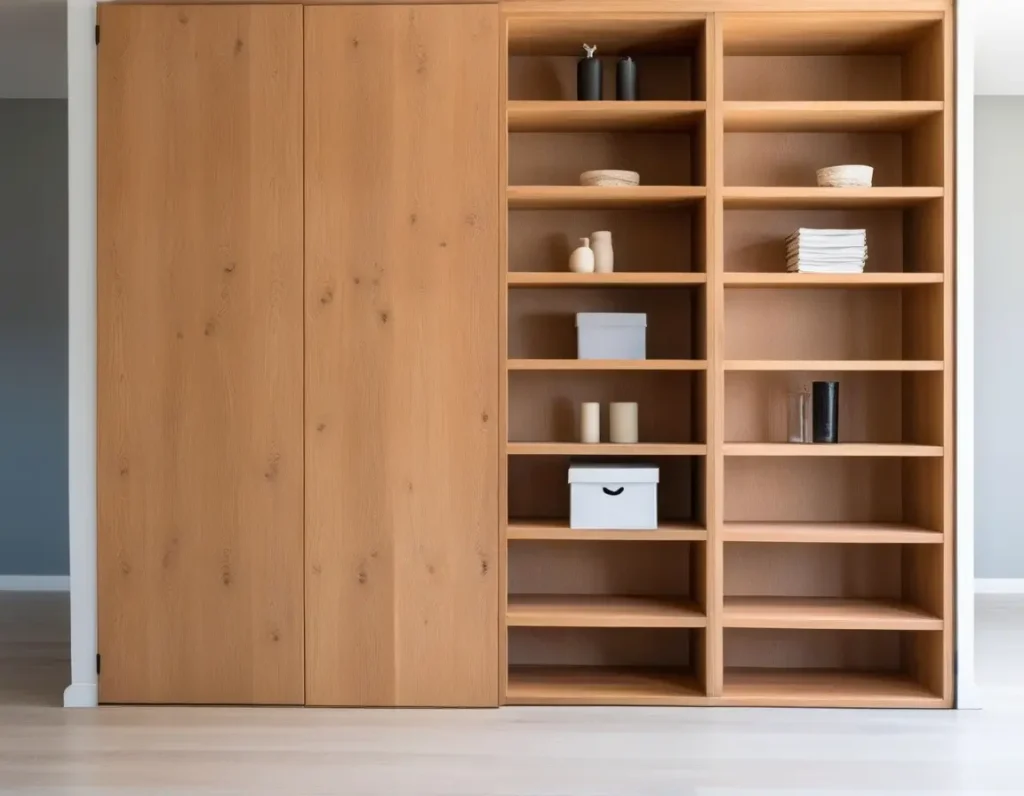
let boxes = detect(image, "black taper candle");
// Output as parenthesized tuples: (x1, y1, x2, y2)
(616, 57, 637, 100)
(812, 381, 840, 444)
(577, 44, 602, 101)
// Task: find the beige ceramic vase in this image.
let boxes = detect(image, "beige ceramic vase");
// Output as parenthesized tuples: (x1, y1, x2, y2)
(591, 230, 613, 273)
(569, 237, 595, 273)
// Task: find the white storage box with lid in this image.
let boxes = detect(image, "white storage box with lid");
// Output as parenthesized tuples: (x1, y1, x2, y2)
(576, 312, 647, 360)
(568, 464, 659, 530)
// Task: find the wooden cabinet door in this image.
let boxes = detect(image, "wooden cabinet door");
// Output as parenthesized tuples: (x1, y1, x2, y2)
(304, 5, 500, 706)
(97, 5, 304, 704)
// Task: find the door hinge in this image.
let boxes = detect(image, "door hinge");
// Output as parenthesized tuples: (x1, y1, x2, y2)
(96, 653, 101, 675)
(95, 24, 100, 46)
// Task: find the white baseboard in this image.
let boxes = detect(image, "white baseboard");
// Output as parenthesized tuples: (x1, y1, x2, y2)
(0, 575, 70, 591)
(63, 682, 98, 708)
(976, 578, 1024, 594)
(957, 680, 985, 710)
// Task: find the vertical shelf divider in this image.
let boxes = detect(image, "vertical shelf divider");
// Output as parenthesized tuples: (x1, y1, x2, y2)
(703, 11, 725, 699)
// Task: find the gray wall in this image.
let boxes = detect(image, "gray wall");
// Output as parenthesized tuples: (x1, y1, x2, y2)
(0, 99, 68, 575)
(976, 96, 1024, 579)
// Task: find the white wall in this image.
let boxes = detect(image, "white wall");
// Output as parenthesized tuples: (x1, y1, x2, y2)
(0, 0, 67, 99)
(0, 100, 69, 578)
(974, 96, 1024, 580)
(976, 0, 1024, 95)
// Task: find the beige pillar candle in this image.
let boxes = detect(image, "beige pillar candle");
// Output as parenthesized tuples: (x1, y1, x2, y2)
(580, 402, 601, 444)
(609, 402, 639, 444)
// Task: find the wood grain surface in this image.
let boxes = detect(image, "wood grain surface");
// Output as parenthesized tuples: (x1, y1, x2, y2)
(304, 4, 500, 707)
(96, 4, 304, 704)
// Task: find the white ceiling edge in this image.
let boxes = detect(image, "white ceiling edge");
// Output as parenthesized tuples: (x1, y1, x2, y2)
(2, 0, 1020, 99)
(0, 0, 67, 99)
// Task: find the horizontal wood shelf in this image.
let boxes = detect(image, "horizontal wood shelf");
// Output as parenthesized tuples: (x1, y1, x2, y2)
(508, 101, 705, 132)
(509, 359, 707, 371)
(723, 272, 943, 288)
(722, 596, 942, 631)
(722, 12, 943, 54)
(720, 669, 944, 709)
(724, 360, 943, 372)
(723, 101, 943, 132)
(723, 443, 943, 457)
(722, 522, 942, 545)
(723, 186, 943, 209)
(508, 667, 943, 708)
(508, 186, 706, 209)
(506, 17, 706, 57)
(506, 666, 705, 706)
(508, 442, 707, 456)
(508, 595, 706, 628)
(508, 520, 707, 542)
(508, 272, 707, 287)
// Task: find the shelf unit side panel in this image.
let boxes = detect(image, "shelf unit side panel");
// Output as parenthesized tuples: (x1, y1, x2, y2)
(499, 12, 511, 705)
(938, 7, 955, 706)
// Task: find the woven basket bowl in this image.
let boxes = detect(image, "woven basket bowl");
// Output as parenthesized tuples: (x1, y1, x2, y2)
(580, 169, 641, 187)
(816, 165, 873, 188)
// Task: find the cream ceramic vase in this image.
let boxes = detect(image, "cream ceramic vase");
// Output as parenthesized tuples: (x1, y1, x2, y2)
(591, 230, 613, 273)
(569, 237, 595, 273)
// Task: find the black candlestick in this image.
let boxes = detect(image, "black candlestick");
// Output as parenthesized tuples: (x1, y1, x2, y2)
(812, 381, 839, 443)
(617, 57, 637, 100)
(577, 44, 602, 101)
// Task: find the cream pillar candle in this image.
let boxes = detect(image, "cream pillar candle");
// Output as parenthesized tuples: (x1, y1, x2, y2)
(609, 402, 638, 444)
(580, 402, 601, 444)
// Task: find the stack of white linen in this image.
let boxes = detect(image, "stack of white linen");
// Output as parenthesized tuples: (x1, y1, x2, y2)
(785, 228, 867, 274)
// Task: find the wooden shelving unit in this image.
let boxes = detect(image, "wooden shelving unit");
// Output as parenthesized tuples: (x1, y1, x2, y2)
(502, 6, 953, 709)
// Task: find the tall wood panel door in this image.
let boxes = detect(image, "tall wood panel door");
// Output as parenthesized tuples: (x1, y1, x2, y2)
(305, 4, 500, 707)
(97, 5, 304, 704)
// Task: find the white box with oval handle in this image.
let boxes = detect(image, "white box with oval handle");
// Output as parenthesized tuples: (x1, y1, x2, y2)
(568, 464, 659, 530)
(576, 312, 646, 360)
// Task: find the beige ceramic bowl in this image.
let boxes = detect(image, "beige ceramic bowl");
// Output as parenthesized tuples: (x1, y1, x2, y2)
(580, 169, 640, 187)
(816, 165, 873, 188)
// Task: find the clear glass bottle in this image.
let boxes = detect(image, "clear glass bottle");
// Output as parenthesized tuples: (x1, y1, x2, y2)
(787, 388, 811, 443)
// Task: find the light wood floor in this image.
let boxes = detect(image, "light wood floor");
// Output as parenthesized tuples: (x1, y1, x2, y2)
(1, 592, 1023, 794)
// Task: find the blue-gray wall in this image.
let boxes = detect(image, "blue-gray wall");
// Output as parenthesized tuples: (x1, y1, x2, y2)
(0, 99, 68, 575)
(976, 96, 1024, 579)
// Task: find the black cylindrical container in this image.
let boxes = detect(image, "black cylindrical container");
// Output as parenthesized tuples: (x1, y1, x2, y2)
(616, 57, 637, 100)
(812, 381, 840, 444)
(577, 45, 602, 101)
